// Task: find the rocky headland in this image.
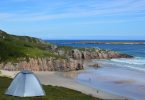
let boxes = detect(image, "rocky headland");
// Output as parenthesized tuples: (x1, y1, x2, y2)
(0, 30, 133, 71)
(70, 41, 145, 45)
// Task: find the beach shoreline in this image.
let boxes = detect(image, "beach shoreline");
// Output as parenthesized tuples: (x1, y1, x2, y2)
(0, 69, 128, 99)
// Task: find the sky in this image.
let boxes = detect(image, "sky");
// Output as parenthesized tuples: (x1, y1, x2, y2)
(0, 0, 145, 40)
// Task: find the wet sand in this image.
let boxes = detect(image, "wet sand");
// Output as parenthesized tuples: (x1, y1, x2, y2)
(77, 60, 145, 100)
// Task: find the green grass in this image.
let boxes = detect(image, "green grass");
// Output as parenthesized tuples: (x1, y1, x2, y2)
(0, 77, 100, 100)
(58, 46, 74, 51)
(0, 30, 67, 62)
(0, 30, 120, 63)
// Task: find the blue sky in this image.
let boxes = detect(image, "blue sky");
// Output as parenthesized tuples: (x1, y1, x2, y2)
(0, 0, 145, 40)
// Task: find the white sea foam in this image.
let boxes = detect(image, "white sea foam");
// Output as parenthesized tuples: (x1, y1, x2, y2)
(93, 57, 145, 72)
(99, 57, 145, 72)
(111, 57, 145, 65)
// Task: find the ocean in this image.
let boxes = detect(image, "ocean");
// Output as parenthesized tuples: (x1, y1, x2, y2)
(47, 40, 145, 100)
(48, 40, 145, 70)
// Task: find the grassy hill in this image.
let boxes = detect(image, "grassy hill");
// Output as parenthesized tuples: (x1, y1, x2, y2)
(0, 77, 99, 100)
(0, 30, 66, 63)
(0, 29, 132, 72)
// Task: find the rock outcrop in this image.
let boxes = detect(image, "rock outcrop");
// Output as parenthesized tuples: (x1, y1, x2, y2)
(56, 48, 133, 60)
(0, 58, 83, 72)
(0, 48, 133, 71)
(0, 49, 133, 72)
(88, 64, 100, 68)
(0, 29, 133, 72)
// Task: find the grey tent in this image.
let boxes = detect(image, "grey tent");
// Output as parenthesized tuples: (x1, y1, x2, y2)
(5, 70, 45, 97)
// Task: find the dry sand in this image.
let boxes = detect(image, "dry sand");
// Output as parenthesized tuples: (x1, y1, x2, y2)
(0, 70, 128, 99)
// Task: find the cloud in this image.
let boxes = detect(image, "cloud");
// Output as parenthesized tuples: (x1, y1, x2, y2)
(0, 13, 14, 19)
(12, 0, 28, 2)
(1, 0, 145, 22)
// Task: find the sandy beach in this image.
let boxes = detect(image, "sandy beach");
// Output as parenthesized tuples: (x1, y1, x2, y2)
(0, 69, 127, 99)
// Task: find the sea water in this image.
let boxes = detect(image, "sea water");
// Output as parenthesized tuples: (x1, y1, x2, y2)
(47, 40, 145, 100)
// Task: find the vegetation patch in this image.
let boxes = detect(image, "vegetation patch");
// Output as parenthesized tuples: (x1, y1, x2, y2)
(58, 46, 74, 51)
(0, 77, 100, 100)
(0, 30, 67, 63)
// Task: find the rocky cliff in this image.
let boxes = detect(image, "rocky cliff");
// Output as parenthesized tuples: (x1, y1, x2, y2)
(0, 49, 132, 71)
(0, 30, 133, 71)
(0, 48, 132, 71)
(0, 58, 83, 71)
(69, 49, 132, 60)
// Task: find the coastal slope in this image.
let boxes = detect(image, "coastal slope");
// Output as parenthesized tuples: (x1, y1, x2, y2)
(0, 30, 133, 71)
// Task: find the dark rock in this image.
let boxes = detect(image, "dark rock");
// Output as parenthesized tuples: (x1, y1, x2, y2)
(89, 64, 100, 68)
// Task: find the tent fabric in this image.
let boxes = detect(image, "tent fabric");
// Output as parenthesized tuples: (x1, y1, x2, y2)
(5, 70, 45, 97)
